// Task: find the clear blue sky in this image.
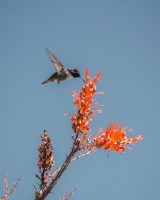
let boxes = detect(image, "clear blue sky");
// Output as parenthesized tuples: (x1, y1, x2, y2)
(0, 1, 160, 200)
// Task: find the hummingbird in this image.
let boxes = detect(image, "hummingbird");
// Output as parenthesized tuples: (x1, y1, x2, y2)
(41, 48, 85, 84)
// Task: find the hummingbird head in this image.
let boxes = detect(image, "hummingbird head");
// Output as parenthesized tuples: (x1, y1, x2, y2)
(69, 68, 81, 78)
(69, 68, 86, 83)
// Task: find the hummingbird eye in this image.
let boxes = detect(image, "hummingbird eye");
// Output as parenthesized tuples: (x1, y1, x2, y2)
(74, 69, 79, 73)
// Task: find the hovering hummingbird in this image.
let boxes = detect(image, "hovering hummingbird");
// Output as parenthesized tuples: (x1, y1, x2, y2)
(42, 48, 85, 84)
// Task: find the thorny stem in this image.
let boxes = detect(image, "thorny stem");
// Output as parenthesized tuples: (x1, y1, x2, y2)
(40, 149, 47, 189)
(71, 149, 95, 162)
(35, 136, 80, 200)
(50, 150, 95, 178)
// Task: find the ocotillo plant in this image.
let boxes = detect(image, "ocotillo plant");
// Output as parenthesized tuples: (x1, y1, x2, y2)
(0, 177, 20, 200)
(35, 69, 144, 200)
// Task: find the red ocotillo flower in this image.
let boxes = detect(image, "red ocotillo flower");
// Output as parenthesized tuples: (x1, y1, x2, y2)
(72, 70, 143, 152)
(72, 69, 102, 143)
(88, 123, 144, 153)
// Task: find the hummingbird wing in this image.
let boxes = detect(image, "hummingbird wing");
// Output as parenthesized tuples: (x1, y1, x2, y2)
(45, 48, 64, 73)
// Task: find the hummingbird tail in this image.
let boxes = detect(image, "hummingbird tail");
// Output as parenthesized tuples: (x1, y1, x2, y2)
(41, 80, 48, 84)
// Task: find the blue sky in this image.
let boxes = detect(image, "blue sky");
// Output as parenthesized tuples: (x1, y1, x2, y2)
(0, 0, 160, 200)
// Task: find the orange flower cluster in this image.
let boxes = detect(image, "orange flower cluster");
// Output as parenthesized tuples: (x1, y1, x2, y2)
(90, 123, 144, 153)
(72, 69, 102, 142)
(38, 130, 54, 171)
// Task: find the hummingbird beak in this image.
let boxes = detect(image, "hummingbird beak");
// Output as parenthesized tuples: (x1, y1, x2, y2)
(80, 77, 86, 83)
